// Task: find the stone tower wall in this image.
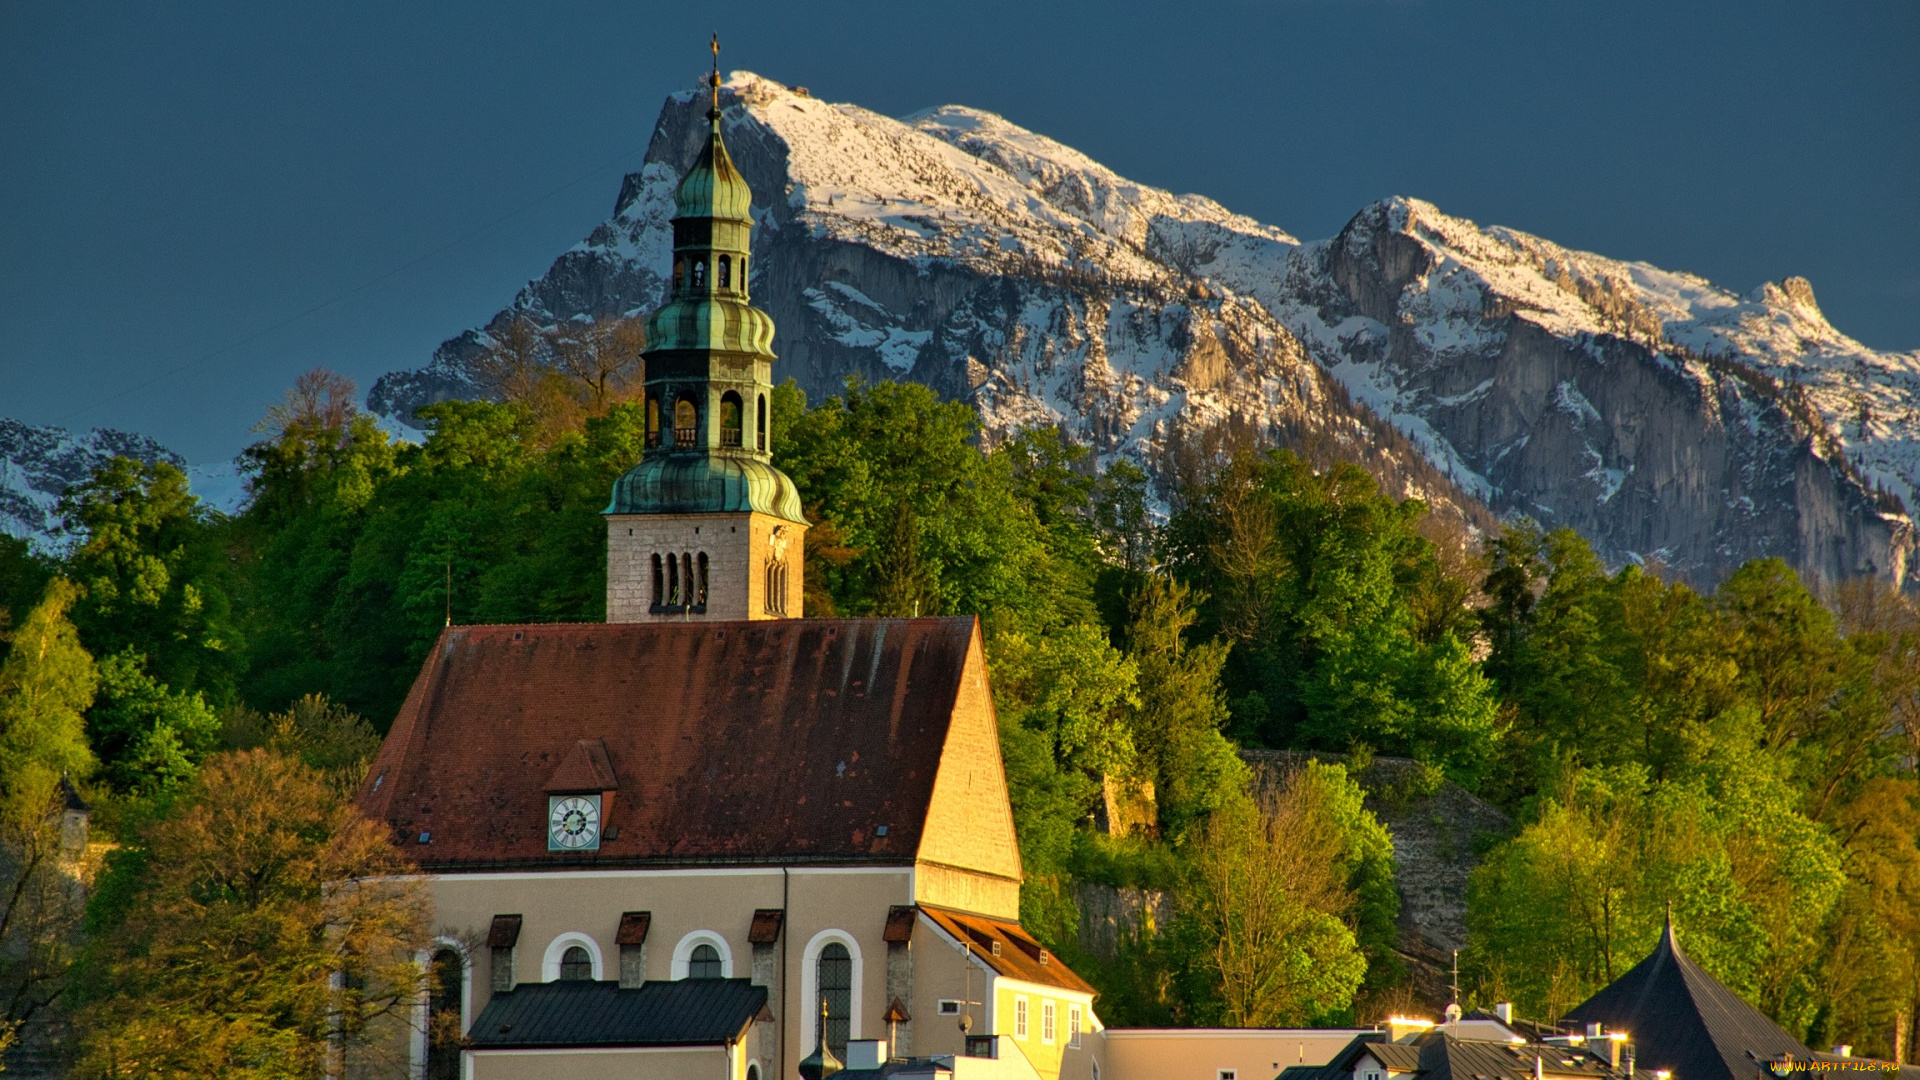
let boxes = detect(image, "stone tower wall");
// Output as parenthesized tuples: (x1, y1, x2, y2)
(606, 511, 805, 622)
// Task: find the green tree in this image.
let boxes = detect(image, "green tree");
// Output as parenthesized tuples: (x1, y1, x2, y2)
(1181, 777, 1369, 1026)
(74, 750, 431, 1079)
(0, 578, 99, 1045)
(0, 579, 98, 818)
(1165, 450, 1495, 781)
(87, 650, 222, 795)
(991, 624, 1139, 887)
(0, 534, 54, 665)
(60, 457, 235, 700)
(1121, 577, 1244, 838)
(775, 379, 1091, 631)
(223, 693, 383, 796)
(1467, 758, 1844, 1030)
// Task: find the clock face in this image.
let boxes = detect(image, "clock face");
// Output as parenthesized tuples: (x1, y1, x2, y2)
(548, 795, 601, 851)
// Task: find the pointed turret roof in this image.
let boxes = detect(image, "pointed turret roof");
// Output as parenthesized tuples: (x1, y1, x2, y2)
(675, 36, 753, 223)
(1563, 916, 1811, 1080)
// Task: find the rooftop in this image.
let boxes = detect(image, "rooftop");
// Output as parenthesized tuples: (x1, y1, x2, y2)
(466, 978, 766, 1050)
(356, 617, 1003, 871)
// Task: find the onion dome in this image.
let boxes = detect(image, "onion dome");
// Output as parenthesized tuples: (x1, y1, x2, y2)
(605, 455, 805, 524)
(674, 109, 754, 224)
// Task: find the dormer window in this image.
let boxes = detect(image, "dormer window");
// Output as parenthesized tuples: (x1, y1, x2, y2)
(559, 946, 592, 981)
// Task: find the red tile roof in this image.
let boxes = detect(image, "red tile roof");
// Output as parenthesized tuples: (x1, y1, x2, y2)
(356, 617, 983, 870)
(918, 907, 1096, 995)
(545, 739, 617, 793)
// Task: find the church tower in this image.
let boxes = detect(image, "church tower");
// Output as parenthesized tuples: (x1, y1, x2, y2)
(605, 46, 807, 622)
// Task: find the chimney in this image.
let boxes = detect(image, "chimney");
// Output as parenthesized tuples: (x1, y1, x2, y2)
(1607, 1033, 1625, 1069)
(1831, 1045, 1852, 1058)
(1586, 1022, 1604, 1041)
(1495, 1002, 1514, 1024)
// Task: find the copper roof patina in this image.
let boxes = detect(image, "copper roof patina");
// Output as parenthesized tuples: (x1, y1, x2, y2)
(605, 453, 805, 522)
(356, 617, 982, 870)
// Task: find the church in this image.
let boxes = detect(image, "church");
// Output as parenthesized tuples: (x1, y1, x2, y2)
(354, 59, 1101, 1080)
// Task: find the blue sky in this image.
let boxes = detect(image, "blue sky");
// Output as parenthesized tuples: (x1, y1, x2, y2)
(2, 0, 1915, 463)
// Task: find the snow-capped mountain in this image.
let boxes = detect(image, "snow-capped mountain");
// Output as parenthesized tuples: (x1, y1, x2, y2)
(373, 72, 1915, 589)
(0, 419, 246, 548)
(1263, 199, 1915, 586)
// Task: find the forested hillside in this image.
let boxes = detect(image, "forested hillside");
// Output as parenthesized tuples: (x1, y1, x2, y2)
(1, 366, 1917, 1069)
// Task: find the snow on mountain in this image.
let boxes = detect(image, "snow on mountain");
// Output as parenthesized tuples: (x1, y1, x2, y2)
(0, 419, 247, 548)
(1253, 198, 1913, 585)
(372, 72, 1916, 589)
(373, 72, 1479, 532)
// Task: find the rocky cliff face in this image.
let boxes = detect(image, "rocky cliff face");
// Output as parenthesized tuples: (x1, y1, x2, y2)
(0, 420, 183, 545)
(373, 73, 1917, 589)
(1262, 199, 1915, 589)
(0, 420, 247, 548)
(371, 74, 1494, 536)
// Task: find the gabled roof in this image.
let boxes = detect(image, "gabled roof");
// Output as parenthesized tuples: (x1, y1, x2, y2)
(357, 618, 992, 870)
(1564, 919, 1811, 1080)
(544, 739, 617, 793)
(918, 907, 1095, 995)
(466, 978, 766, 1049)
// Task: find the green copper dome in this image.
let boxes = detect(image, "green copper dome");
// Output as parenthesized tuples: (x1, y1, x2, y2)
(607, 63, 802, 526)
(674, 117, 754, 223)
(645, 294, 775, 356)
(605, 454, 806, 523)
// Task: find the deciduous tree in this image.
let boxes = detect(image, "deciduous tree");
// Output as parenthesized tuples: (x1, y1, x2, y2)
(75, 750, 430, 1080)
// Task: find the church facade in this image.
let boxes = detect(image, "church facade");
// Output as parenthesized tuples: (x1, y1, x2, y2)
(354, 63, 1100, 1080)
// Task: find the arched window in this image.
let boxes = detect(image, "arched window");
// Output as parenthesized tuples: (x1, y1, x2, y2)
(646, 395, 661, 447)
(720, 392, 743, 448)
(756, 394, 767, 451)
(746, 1065, 761, 1080)
(673, 258, 686, 290)
(667, 553, 681, 607)
(426, 947, 464, 1080)
(717, 255, 731, 288)
(688, 943, 723, 979)
(691, 260, 706, 288)
(559, 946, 592, 981)
(650, 553, 664, 609)
(738, 255, 746, 284)
(817, 943, 852, 1060)
(696, 552, 709, 608)
(674, 397, 698, 446)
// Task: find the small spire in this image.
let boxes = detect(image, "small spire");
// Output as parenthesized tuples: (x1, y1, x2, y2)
(708, 33, 722, 123)
(798, 997, 842, 1079)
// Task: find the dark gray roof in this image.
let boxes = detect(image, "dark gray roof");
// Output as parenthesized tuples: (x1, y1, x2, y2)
(467, 978, 766, 1049)
(1564, 919, 1811, 1080)
(1291, 1031, 1626, 1080)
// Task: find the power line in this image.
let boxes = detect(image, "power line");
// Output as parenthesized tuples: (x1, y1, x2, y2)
(53, 148, 638, 425)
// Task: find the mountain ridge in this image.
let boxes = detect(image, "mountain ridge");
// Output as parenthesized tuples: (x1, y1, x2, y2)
(371, 71, 1913, 589)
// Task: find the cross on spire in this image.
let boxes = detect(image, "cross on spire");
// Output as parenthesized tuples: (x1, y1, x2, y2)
(708, 33, 722, 121)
